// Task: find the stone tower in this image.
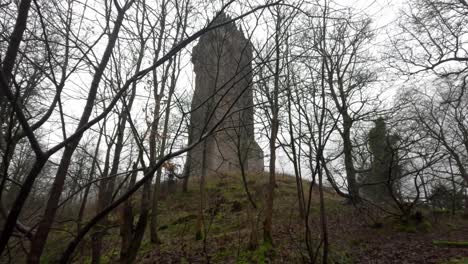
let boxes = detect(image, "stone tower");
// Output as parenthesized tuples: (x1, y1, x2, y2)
(184, 13, 264, 177)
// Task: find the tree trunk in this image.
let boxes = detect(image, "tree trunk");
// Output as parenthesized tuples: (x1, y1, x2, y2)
(91, 138, 113, 264)
(28, 146, 76, 263)
(342, 116, 359, 202)
(1, 0, 32, 86)
(0, 157, 46, 254)
(247, 203, 258, 250)
(286, 84, 305, 219)
(27, 6, 130, 261)
(263, 118, 278, 244)
(0, 0, 38, 255)
(119, 163, 138, 262)
(263, 9, 281, 243)
(464, 194, 468, 217)
(195, 140, 208, 240)
(464, 182, 468, 217)
(150, 61, 177, 243)
(148, 89, 163, 244)
(120, 176, 151, 264)
(318, 159, 328, 263)
(182, 127, 193, 193)
(150, 167, 163, 243)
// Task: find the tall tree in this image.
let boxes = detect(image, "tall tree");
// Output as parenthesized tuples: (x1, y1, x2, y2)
(28, 2, 135, 262)
(317, 8, 377, 202)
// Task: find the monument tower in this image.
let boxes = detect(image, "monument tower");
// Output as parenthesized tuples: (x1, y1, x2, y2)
(184, 13, 264, 177)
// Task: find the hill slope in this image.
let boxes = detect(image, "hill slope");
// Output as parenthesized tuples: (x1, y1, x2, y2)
(36, 173, 468, 263)
(124, 173, 468, 263)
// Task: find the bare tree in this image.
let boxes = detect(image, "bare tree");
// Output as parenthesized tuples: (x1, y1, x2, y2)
(391, 0, 468, 77)
(401, 82, 468, 215)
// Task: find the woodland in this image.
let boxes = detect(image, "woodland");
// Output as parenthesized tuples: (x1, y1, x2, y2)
(0, 0, 468, 263)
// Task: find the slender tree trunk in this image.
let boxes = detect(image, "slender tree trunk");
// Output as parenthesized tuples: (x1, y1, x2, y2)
(195, 139, 208, 240)
(91, 139, 113, 264)
(120, 169, 151, 264)
(0, 0, 39, 255)
(77, 172, 94, 231)
(27, 5, 131, 262)
(150, 166, 163, 243)
(182, 127, 193, 193)
(1, 0, 32, 87)
(286, 80, 305, 219)
(148, 86, 164, 244)
(0, 157, 46, 254)
(342, 116, 359, 202)
(263, 9, 281, 244)
(78, 127, 103, 255)
(464, 193, 468, 217)
(119, 163, 138, 262)
(448, 158, 457, 216)
(0, 139, 17, 207)
(318, 159, 328, 263)
(464, 181, 468, 217)
(291, 140, 305, 219)
(148, 3, 170, 244)
(28, 146, 76, 263)
(263, 118, 278, 243)
(93, 58, 139, 261)
(76, 183, 90, 257)
(150, 59, 178, 243)
(247, 201, 258, 250)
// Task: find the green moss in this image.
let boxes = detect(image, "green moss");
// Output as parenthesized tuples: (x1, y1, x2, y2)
(432, 208, 450, 215)
(330, 250, 354, 264)
(442, 257, 468, 264)
(397, 223, 417, 233)
(139, 240, 153, 255)
(432, 240, 468, 247)
(395, 218, 433, 233)
(225, 242, 276, 263)
(39, 173, 353, 263)
(419, 220, 432, 232)
(349, 238, 365, 247)
(252, 241, 275, 263)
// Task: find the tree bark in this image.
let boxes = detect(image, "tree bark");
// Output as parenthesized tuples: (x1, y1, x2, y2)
(1, 0, 32, 87)
(342, 115, 359, 202)
(263, 8, 281, 243)
(195, 140, 208, 240)
(119, 163, 138, 263)
(182, 127, 193, 193)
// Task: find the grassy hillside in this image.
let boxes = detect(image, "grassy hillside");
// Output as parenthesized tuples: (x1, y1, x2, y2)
(37, 173, 468, 263)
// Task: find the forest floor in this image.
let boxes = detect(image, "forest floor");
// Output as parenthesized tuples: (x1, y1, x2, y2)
(37, 173, 468, 263)
(130, 173, 468, 264)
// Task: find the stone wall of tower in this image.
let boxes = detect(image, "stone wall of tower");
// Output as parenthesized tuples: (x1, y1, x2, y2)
(185, 13, 264, 177)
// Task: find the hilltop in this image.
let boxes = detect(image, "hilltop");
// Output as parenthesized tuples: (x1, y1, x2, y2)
(57, 173, 468, 264)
